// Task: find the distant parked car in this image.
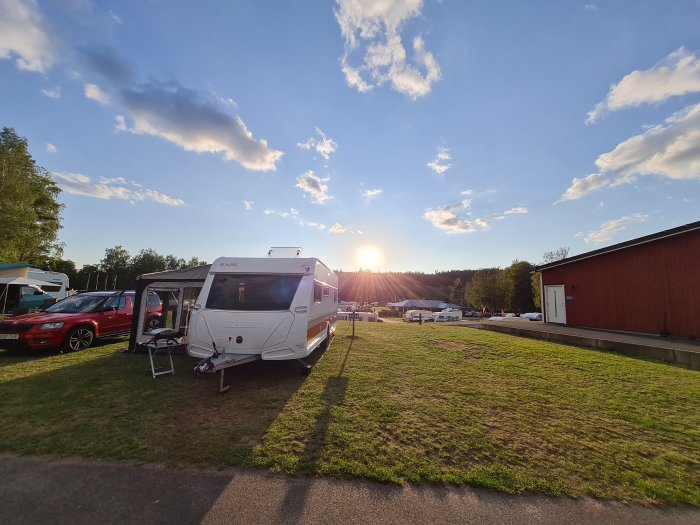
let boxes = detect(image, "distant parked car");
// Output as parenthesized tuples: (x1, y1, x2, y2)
(0, 291, 162, 352)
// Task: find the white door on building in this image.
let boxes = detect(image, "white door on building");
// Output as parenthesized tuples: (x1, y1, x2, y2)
(545, 285, 566, 324)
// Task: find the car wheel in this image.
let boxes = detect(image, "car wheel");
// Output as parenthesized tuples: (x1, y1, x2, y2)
(64, 326, 94, 352)
(146, 317, 161, 332)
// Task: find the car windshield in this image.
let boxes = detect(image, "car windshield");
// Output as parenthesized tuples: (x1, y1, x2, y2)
(43, 295, 109, 314)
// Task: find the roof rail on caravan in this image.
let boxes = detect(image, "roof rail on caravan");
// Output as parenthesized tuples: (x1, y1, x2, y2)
(267, 247, 303, 258)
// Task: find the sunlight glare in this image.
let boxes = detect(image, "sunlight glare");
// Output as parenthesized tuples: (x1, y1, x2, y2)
(357, 246, 382, 270)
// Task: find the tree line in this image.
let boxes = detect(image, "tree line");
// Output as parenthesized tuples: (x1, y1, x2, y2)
(338, 259, 552, 314)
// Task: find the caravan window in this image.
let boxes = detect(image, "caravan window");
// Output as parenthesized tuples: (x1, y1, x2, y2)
(323, 286, 330, 297)
(206, 274, 303, 311)
(314, 282, 322, 303)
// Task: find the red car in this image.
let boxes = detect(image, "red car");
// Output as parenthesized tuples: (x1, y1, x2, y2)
(0, 291, 162, 352)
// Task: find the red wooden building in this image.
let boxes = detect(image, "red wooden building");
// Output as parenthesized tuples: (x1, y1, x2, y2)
(536, 221, 700, 339)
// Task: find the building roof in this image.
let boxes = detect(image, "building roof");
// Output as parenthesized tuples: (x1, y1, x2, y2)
(387, 299, 461, 310)
(536, 220, 700, 272)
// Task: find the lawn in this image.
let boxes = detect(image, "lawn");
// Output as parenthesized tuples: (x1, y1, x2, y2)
(0, 321, 698, 505)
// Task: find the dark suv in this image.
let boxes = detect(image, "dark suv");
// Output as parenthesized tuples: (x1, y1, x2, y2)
(0, 291, 162, 352)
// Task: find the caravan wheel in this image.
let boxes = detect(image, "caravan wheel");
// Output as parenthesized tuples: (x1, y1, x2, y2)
(320, 325, 331, 350)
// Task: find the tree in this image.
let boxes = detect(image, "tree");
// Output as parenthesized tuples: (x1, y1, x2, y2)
(542, 247, 570, 264)
(129, 249, 167, 282)
(50, 259, 78, 288)
(465, 269, 505, 312)
(185, 256, 207, 267)
(164, 254, 186, 271)
(101, 246, 131, 290)
(502, 260, 535, 313)
(0, 127, 63, 264)
(76, 264, 99, 291)
(449, 277, 464, 306)
(532, 247, 570, 309)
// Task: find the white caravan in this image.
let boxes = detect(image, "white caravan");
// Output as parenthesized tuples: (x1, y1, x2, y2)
(26, 269, 69, 299)
(403, 310, 433, 322)
(431, 309, 462, 322)
(187, 256, 338, 361)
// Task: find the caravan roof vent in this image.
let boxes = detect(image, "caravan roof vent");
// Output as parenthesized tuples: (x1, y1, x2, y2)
(267, 247, 302, 258)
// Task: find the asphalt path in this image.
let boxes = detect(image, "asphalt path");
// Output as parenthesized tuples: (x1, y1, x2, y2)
(1, 455, 698, 525)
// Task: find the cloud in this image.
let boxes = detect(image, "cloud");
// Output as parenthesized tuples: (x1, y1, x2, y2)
(297, 127, 338, 160)
(561, 102, 700, 200)
(361, 188, 383, 199)
(306, 222, 327, 231)
(263, 207, 329, 231)
(586, 48, 700, 124)
(76, 47, 283, 172)
(329, 223, 363, 235)
(584, 213, 648, 244)
(584, 4, 598, 11)
(335, 0, 441, 99)
(46, 143, 58, 153)
(559, 173, 611, 201)
(41, 86, 61, 99)
(424, 199, 528, 233)
(243, 200, 254, 211)
(52, 172, 185, 206)
(461, 189, 473, 195)
(0, 0, 54, 72)
(296, 170, 332, 204)
(109, 10, 122, 24)
(84, 83, 110, 105)
(264, 208, 297, 219)
(426, 145, 452, 174)
(117, 82, 283, 171)
(502, 207, 528, 215)
(78, 46, 135, 86)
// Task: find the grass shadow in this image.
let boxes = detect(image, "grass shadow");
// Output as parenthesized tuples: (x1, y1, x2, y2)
(278, 374, 349, 524)
(0, 342, 313, 467)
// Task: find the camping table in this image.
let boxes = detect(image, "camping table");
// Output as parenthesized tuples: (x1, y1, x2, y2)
(142, 328, 182, 378)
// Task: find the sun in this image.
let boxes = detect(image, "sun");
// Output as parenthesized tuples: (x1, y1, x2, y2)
(357, 246, 382, 270)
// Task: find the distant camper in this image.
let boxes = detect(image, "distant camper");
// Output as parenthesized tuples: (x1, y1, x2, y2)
(431, 309, 462, 322)
(187, 256, 338, 361)
(403, 310, 433, 322)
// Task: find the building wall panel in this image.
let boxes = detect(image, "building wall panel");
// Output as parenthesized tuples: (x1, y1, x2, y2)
(541, 230, 700, 338)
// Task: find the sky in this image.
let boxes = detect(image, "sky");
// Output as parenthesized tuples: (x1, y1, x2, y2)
(1, 0, 699, 273)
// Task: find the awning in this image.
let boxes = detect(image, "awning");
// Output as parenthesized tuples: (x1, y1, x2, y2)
(0, 276, 56, 287)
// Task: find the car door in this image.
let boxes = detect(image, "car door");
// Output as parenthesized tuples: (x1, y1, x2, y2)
(97, 294, 133, 335)
(96, 295, 122, 335)
(113, 294, 134, 334)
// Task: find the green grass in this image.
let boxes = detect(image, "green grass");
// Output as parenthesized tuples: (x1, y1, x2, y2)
(0, 321, 698, 505)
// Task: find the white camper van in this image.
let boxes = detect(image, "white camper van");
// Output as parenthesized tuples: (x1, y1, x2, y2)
(403, 310, 433, 322)
(187, 256, 338, 362)
(431, 309, 462, 322)
(26, 269, 69, 299)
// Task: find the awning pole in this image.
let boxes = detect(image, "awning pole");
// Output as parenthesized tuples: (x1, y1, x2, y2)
(1, 285, 8, 315)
